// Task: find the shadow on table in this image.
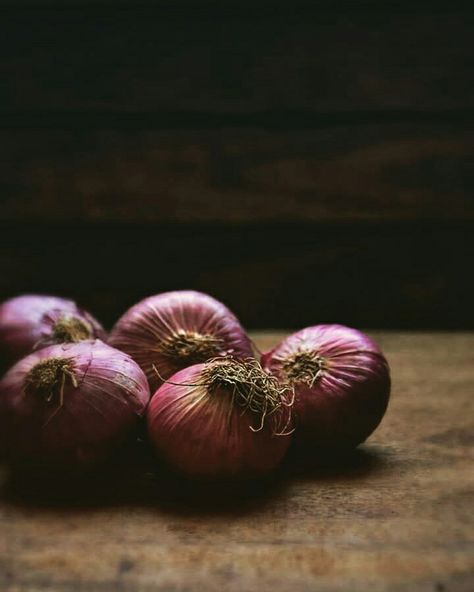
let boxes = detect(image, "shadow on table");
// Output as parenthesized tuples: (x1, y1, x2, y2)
(281, 444, 390, 481)
(0, 440, 388, 516)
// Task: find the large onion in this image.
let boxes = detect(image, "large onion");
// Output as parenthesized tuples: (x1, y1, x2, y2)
(110, 291, 253, 391)
(0, 294, 106, 372)
(147, 357, 293, 478)
(262, 325, 390, 452)
(0, 340, 150, 470)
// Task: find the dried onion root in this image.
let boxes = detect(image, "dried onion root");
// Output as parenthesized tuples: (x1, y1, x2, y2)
(200, 357, 294, 436)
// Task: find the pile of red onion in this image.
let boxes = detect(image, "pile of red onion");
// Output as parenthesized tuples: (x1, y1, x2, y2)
(0, 290, 391, 479)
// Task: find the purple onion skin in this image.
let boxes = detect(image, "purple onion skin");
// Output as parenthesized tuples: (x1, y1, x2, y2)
(262, 325, 391, 453)
(0, 340, 150, 470)
(0, 295, 106, 372)
(109, 291, 253, 392)
(147, 364, 291, 478)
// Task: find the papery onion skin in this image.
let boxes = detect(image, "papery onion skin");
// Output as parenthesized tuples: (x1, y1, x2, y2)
(146, 362, 292, 478)
(0, 294, 106, 372)
(262, 325, 391, 452)
(0, 340, 150, 470)
(109, 291, 253, 391)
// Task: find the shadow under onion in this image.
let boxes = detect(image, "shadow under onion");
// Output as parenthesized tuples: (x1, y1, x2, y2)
(0, 437, 291, 517)
(0, 440, 389, 517)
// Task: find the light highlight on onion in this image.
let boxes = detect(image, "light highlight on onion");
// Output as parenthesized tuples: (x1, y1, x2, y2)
(0, 340, 150, 470)
(262, 325, 390, 453)
(0, 294, 106, 372)
(147, 357, 293, 478)
(109, 291, 253, 391)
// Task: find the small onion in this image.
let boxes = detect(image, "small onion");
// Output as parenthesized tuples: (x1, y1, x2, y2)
(262, 325, 391, 452)
(147, 357, 293, 478)
(0, 294, 106, 372)
(0, 340, 150, 469)
(109, 291, 253, 391)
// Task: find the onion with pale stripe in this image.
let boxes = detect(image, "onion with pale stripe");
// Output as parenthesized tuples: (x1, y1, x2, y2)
(0, 294, 106, 372)
(147, 357, 293, 478)
(262, 325, 391, 454)
(110, 291, 253, 392)
(0, 340, 150, 470)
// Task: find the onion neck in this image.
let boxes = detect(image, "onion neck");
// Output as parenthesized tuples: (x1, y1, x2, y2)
(52, 316, 93, 343)
(281, 350, 325, 386)
(160, 330, 224, 365)
(24, 357, 77, 404)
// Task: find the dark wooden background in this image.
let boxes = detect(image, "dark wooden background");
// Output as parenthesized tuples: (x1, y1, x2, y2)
(1, 1, 473, 329)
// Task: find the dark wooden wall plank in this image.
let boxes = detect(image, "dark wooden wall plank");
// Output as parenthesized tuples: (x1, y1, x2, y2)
(1, 4, 471, 330)
(1, 124, 472, 223)
(1, 9, 473, 117)
(0, 222, 471, 329)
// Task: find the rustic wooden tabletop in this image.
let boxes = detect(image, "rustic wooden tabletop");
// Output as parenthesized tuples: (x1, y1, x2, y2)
(0, 332, 473, 592)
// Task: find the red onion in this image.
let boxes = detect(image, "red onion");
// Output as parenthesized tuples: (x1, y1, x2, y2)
(109, 291, 253, 391)
(0, 294, 106, 372)
(147, 357, 293, 478)
(262, 325, 391, 452)
(0, 340, 150, 469)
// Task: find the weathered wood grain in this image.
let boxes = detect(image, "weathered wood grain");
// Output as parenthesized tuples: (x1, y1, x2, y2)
(1, 125, 472, 223)
(0, 332, 473, 591)
(0, 9, 473, 116)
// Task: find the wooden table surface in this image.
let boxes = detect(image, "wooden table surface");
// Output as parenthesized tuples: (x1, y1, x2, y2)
(0, 332, 473, 592)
